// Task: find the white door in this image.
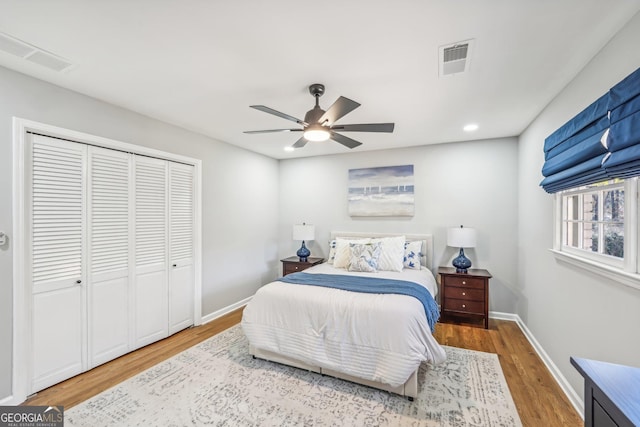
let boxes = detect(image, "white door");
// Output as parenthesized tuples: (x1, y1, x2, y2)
(30, 134, 86, 393)
(133, 156, 168, 348)
(168, 162, 194, 334)
(87, 147, 131, 368)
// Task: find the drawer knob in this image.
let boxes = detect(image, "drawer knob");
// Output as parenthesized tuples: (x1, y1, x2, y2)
(462, 281, 466, 285)
(295, 266, 299, 270)
(462, 292, 466, 296)
(462, 304, 466, 308)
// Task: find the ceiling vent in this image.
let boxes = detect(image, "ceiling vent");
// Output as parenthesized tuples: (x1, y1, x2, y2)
(439, 39, 474, 77)
(0, 32, 73, 72)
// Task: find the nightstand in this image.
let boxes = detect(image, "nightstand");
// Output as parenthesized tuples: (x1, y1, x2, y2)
(438, 266, 492, 329)
(281, 256, 324, 276)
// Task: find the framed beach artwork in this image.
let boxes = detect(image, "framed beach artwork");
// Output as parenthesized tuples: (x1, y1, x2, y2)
(348, 165, 415, 217)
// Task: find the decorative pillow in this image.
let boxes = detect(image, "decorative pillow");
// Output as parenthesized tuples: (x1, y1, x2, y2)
(347, 242, 382, 272)
(327, 239, 337, 264)
(371, 236, 406, 272)
(333, 238, 371, 268)
(403, 240, 423, 270)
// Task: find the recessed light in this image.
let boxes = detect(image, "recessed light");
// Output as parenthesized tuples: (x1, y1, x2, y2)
(284, 146, 295, 152)
(463, 123, 479, 132)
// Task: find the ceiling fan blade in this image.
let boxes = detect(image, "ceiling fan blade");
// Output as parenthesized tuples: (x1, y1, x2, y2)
(292, 137, 308, 148)
(243, 129, 303, 134)
(250, 105, 307, 126)
(319, 96, 361, 125)
(330, 131, 362, 149)
(330, 123, 395, 133)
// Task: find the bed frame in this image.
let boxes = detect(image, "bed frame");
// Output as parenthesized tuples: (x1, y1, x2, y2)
(249, 232, 434, 400)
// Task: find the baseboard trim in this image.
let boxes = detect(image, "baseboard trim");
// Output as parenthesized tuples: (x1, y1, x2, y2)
(489, 311, 584, 418)
(201, 296, 252, 325)
(0, 394, 19, 406)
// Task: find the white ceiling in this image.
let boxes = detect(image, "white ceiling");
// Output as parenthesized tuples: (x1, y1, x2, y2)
(1, 1, 639, 159)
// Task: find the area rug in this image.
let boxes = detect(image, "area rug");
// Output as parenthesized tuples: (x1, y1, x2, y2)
(65, 325, 522, 426)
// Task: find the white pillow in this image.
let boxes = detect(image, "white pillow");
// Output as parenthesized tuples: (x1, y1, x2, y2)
(403, 240, 423, 270)
(333, 238, 370, 268)
(347, 242, 382, 272)
(371, 236, 406, 272)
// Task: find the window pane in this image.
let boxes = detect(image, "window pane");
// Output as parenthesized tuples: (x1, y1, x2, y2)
(585, 193, 598, 221)
(566, 195, 579, 220)
(604, 223, 624, 258)
(583, 222, 598, 252)
(604, 189, 624, 222)
(565, 221, 579, 247)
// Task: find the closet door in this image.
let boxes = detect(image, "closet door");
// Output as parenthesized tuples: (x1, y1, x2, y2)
(133, 156, 168, 348)
(30, 134, 86, 393)
(87, 147, 131, 368)
(168, 162, 195, 334)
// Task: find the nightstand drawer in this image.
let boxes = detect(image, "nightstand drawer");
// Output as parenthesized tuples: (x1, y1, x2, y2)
(443, 286, 484, 301)
(443, 276, 485, 289)
(443, 298, 485, 315)
(281, 257, 324, 277)
(284, 264, 304, 275)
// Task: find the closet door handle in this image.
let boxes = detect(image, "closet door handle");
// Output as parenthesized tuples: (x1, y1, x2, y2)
(76, 280, 82, 284)
(172, 264, 177, 267)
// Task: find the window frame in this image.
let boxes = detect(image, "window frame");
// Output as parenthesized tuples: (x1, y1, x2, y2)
(553, 177, 639, 283)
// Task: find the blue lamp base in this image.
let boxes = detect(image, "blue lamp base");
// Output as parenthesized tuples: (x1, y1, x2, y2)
(452, 247, 472, 273)
(297, 241, 311, 262)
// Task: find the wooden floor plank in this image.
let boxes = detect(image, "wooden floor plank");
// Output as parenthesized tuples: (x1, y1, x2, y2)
(23, 310, 582, 426)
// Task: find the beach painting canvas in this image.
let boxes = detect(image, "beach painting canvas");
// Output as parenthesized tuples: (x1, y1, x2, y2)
(348, 165, 414, 216)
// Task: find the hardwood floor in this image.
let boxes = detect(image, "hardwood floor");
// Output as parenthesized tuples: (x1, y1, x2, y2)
(24, 309, 582, 426)
(434, 319, 583, 426)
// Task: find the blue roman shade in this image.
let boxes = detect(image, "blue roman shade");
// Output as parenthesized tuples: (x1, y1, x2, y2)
(603, 67, 640, 177)
(540, 94, 610, 193)
(540, 66, 640, 193)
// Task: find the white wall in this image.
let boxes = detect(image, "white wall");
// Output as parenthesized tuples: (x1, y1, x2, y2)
(278, 138, 520, 312)
(518, 12, 640, 400)
(0, 65, 279, 400)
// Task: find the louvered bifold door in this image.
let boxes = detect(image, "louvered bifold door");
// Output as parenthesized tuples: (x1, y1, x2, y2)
(29, 134, 86, 393)
(88, 147, 131, 368)
(168, 162, 195, 334)
(133, 156, 169, 348)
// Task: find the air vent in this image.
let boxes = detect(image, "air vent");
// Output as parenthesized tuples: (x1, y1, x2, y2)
(25, 50, 73, 72)
(439, 39, 474, 77)
(0, 31, 73, 72)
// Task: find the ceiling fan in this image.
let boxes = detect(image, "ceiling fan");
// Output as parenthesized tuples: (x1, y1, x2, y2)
(244, 84, 395, 149)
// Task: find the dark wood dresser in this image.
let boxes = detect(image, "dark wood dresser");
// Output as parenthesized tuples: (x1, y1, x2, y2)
(281, 256, 324, 276)
(438, 266, 491, 329)
(571, 357, 640, 427)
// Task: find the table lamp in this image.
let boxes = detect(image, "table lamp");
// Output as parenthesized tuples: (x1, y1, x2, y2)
(447, 225, 477, 273)
(293, 223, 315, 262)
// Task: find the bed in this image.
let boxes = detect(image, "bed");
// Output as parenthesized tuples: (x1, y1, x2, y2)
(241, 232, 447, 399)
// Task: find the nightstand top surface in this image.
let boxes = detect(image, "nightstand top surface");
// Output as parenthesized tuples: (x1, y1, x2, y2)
(438, 266, 492, 278)
(281, 256, 324, 264)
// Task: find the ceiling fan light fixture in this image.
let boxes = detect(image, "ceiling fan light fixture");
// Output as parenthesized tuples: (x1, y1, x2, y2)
(303, 126, 330, 142)
(245, 83, 394, 149)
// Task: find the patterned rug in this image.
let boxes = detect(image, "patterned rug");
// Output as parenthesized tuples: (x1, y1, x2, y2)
(66, 325, 522, 426)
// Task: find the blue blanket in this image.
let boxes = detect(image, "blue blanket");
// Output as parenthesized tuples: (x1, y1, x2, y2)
(279, 273, 440, 332)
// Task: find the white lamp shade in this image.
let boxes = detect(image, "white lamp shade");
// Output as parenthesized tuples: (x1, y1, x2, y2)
(293, 224, 315, 241)
(447, 227, 477, 248)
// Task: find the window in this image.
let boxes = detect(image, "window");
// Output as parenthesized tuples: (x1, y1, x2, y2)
(562, 179, 624, 258)
(555, 177, 637, 274)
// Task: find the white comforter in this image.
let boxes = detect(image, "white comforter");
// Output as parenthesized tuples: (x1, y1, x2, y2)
(241, 263, 447, 387)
